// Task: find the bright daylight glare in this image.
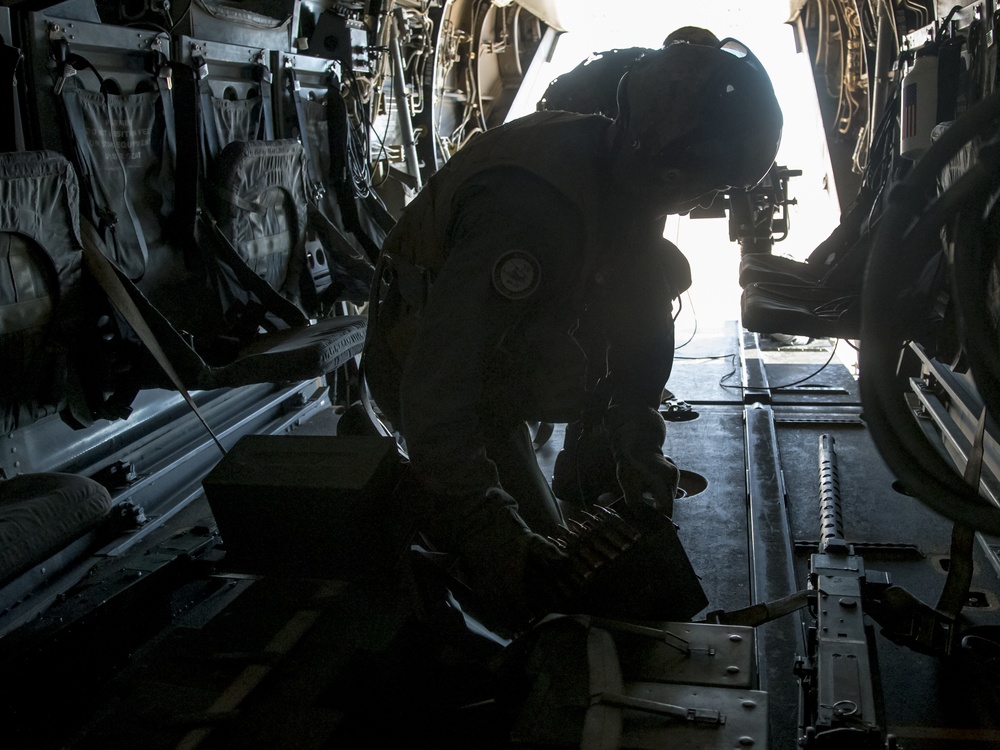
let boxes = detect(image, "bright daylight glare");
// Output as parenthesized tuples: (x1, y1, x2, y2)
(507, 1, 843, 337)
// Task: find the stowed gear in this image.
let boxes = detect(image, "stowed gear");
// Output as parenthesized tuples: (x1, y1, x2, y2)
(547, 501, 708, 623)
(449, 501, 569, 630)
(410, 481, 568, 633)
(415, 482, 707, 634)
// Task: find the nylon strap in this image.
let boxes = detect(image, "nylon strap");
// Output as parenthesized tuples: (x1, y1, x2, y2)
(199, 210, 310, 330)
(256, 59, 274, 141)
(285, 63, 324, 195)
(154, 51, 177, 160)
(80, 220, 227, 456)
(705, 588, 810, 627)
(193, 54, 221, 167)
(936, 405, 989, 617)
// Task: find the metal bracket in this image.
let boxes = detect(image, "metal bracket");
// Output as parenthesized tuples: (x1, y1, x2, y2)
(595, 691, 726, 726)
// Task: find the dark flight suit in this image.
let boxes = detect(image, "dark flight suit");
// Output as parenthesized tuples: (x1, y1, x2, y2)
(364, 110, 690, 546)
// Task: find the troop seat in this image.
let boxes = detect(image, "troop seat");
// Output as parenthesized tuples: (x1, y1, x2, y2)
(18, 13, 369, 417)
(0, 149, 86, 432)
(738, 252, 829, 288)
(272, 49, 376, 308)
(741, 281, 860, 341)
(737, 189, 876, 340)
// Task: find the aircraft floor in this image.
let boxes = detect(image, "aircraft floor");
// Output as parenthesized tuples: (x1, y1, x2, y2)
(7, 324, 1000, 749)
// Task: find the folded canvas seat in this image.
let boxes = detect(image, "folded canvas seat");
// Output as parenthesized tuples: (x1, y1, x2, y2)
(23, 16, 369, 405)
(80, 216, 367, 392)
(0, 150, 86, 431)
(189, 314, 367, 390)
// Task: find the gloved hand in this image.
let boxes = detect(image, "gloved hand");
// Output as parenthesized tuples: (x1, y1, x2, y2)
(606, 405, 680, 516)
(616, 449, 680, 516)
(418, 484, 568, 633)
(458, 516, 569, 628)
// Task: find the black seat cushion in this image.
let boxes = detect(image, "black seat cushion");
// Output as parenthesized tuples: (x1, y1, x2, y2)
(741, 282, 860, 340)
(738, 253, 828, 288)
(0, 473, 112, 584)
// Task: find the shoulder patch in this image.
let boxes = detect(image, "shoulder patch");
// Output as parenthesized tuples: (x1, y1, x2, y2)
(492, 250, 541, 300)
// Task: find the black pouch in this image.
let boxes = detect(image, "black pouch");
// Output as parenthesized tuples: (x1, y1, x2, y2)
(552, 501, 709, 623)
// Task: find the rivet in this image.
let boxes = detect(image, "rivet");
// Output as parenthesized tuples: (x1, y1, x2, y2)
(739, 736, 755, 746)
(726, 665, 741, 674)
(741, 699, 757, 709)
(729, 634, 743, 642)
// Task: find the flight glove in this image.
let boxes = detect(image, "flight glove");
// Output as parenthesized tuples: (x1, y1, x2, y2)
(606, 405, 680, 516)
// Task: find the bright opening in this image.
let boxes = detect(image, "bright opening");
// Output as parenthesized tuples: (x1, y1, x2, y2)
(507, 1, 844, 333)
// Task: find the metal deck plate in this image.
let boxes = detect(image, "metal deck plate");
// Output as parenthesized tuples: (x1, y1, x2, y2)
(610, 621, 757, 689)
(620, 683, 768, 750)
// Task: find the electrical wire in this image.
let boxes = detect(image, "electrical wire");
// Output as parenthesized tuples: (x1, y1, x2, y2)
(766, 343, 840, 390)
(719, 353, 741, 390)
(717, 341, 841, 391)
(673, 292, 697, 350)
(675, 354, 735, 361)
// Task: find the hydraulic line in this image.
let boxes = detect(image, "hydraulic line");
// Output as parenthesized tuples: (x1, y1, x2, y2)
(390, 7, 422, 190)
(949, 142, 1000, 421)
(861, 89, 1000, 534)
(870, 0, 898, 150)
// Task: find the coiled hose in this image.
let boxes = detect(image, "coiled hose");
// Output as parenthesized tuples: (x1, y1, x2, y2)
(860, 89, 1000, 534)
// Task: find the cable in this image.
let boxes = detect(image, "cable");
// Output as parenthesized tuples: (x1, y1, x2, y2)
(766, 342, 840, 390)
(716, 342, 840, 391)
(673, 291, 697, 350)
(675, 354, 735, 361)
(720, 353, 741, 390)
(342, 70, 376, 199)
(367, 75, 395, 189)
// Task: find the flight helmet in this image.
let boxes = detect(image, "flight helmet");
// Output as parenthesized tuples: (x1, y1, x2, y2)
(616, 37, 783, 191)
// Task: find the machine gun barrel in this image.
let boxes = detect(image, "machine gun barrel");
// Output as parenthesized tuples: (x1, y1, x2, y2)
(818, 433, 846, 554)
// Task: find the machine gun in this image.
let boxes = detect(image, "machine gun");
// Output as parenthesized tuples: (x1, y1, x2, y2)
(796, 434, 896, 749)
(728, 162, 802, 255)
(794, 417, 1000, 748)
(688, 161, 801, 255)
